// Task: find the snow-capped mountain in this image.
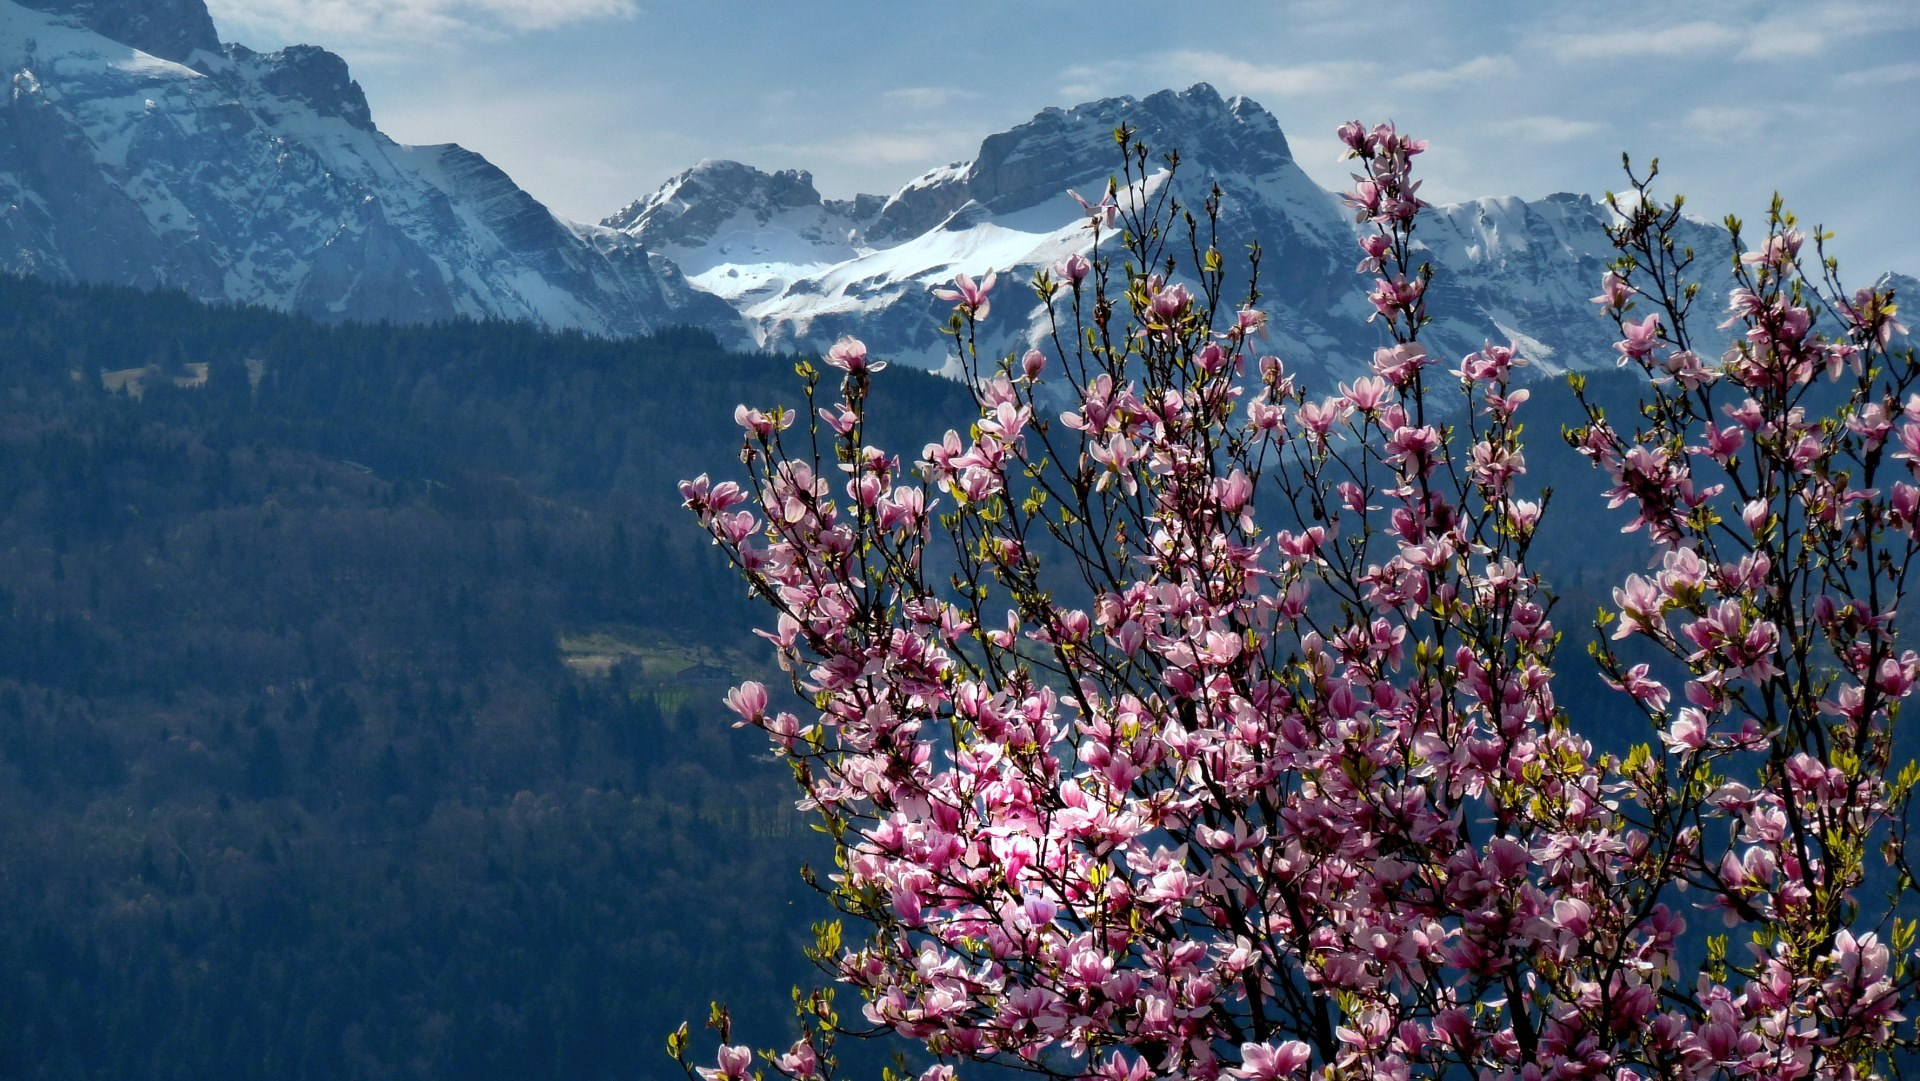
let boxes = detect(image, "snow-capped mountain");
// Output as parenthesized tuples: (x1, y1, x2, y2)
(605, 160, 878, 312)
(0, 0, 1896, 376)
(0, 0, 740, 337)
(609, 85, 1670, 377)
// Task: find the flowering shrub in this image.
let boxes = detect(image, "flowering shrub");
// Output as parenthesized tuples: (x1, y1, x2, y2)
(678, 123, 1918, 1079)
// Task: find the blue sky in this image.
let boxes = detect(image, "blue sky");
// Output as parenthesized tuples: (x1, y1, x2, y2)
(205, 0, 1919, 276)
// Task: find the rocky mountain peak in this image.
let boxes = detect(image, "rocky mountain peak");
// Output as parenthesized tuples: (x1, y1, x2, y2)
(238, 43, 376, 131)
(15, 0, 219, 61)
(981, 82, 1290, 197)
(868, 82, 1297, 243)
(604, 159, 834, 249)
(990, 82, 1290, 192)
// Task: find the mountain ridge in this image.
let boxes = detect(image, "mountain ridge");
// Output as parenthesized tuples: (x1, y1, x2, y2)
(0, 0, 743, 340)
(607, 83, 1635, 376)
(610, 82, 1914, 378)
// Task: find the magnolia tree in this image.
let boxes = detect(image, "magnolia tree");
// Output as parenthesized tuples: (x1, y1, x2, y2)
(677, 123, 1919, 1080)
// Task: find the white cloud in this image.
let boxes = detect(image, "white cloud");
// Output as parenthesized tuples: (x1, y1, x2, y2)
(1835, 61, 1920, 86)
(825, 133, 955, 166)
(1394, 55, 1515, 92)
(1542, 20, 1743, 61)
(881, 87, 976, 111)
(1737, 20, 1827, 58)
(1798, 0, 1920, 35)
(206, 0, 637, 45)
(1055, 62, 1131, 103)
(466, 0, 635, 29)
(1680, 105, 1771, 141)
(1487, 116, 1607, 144)
(764, 132, 959, 169)
(1157, 51, 1377, 99)
(1534, 8, 1902, 65)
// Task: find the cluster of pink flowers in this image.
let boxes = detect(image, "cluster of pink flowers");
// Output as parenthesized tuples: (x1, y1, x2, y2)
(679, 127, 1919, 1080)
(1341, 121, 1430, 334)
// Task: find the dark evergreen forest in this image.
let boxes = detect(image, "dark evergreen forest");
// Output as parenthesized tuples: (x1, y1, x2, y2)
(0, 275, 969, 1081)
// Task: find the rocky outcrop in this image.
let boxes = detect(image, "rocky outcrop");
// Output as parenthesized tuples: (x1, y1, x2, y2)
(14, 0, 216, 61)
(869, 83, 1297, 243)
(606, 160, 839, 248)
(244, 43, 374, 131)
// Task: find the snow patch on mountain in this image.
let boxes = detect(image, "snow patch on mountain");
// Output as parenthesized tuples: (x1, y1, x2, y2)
(602, 159, 871, 316)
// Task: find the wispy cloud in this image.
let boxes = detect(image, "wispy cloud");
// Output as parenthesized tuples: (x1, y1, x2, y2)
(1680, 105, 1771, 141)
(1737, 20, 1827, 58)
(1536, 7, 1904, 65)
(1836, 61, 1920, 86)
(1158, 51, 1378, 99)
(1394, 55, 1515, 92)
(882, 87, 976, 111)
(765, 132, 960, 170)
(1055, 61, 1131, 103)
(1798, 0, 1920, 35)
(206, 0, 637, 45)
(1541, 20, 1742, 61)
(826, 133, 955, 166)
(1487, 116, 1607, 144)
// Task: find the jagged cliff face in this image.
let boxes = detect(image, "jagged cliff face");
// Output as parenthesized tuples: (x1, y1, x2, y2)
(0, 0, 740, 339)
(607, 160, 845, 256)
(602, 160, 872, 307)
(866, 84, 1301, 244)
(14, 0, 216, 61)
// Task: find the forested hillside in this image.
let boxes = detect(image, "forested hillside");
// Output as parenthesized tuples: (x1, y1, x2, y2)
(0, 271, 1704, 1080)
(0, 275, 966, 1081)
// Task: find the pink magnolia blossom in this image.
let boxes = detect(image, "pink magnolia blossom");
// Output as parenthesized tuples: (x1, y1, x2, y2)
(933, 271, 996, 321)
(1739, 227, 1804, 268)
(1591, 270, 1632, 310)
(697, 1045, 752, 1081)
(824, 336, 886, 374)
(1068, 183, 1121, 229)
(1055, 252, 1092, 286)
(1615, 312, 1663, 363)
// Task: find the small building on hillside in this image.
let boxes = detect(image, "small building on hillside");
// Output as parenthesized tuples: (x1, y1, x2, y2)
(677, 661, 732, 685)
